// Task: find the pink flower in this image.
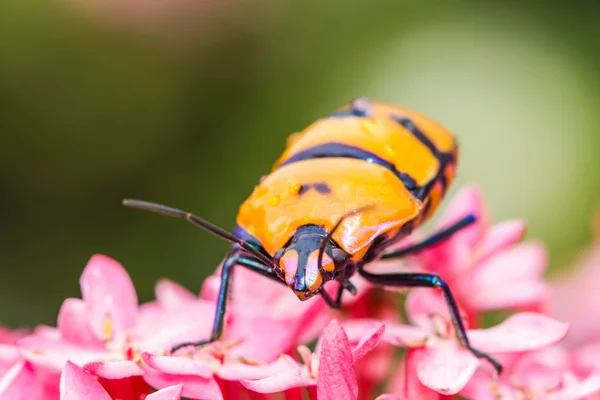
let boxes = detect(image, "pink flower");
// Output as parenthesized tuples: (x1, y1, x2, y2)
(0, 326, 27, 377)
(0, 326, 38, 400)
(239, 319, 384, 400)
(17, 254, 341, 399)
(383, 186, 549, 319)
(461, 345, 600, 399)
(18, 255, 210, 397)
(140, 265, 354, 399)
(200, 264, 368, 344)
(345, 289, 569, 395)
(60, 361, 183, 400)
(550, 226, 600, 347)
(0, 361, 40, 400)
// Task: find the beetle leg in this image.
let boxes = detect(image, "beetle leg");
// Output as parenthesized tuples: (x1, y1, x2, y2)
(170, 251, 283, 353)
(358, 269, 502, 375)
(321, 280, 357, 309)
(381, 214, 476, 259)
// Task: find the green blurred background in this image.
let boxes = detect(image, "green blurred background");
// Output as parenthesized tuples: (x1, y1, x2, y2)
(2, 0, 599, 327)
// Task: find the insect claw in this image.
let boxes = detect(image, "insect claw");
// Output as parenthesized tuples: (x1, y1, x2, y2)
(170, 338, 216, 354)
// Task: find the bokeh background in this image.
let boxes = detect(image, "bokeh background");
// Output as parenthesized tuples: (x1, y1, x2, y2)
(2, 0, 599, 328)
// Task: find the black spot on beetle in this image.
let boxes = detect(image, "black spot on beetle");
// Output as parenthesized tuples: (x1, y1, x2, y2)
(298, 184, 309, 195)
(314, 182, 332, 194)
(295, 182, 332, 196)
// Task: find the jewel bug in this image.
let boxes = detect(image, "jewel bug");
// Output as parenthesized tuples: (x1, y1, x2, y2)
(124, 98, 502, 373)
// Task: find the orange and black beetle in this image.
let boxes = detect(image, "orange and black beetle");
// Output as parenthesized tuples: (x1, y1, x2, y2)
(124, 98, 501, 373)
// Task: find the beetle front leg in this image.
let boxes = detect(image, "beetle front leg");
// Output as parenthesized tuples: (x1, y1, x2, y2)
(170, 251, 284, 353)
(321, 280, 357, 309)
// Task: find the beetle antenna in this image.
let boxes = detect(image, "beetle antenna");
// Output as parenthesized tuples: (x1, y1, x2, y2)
(122, 199, 273, 267)
(317, 205, 376, 271)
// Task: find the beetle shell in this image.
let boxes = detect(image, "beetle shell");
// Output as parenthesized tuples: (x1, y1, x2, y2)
(236, 100, 457, 258)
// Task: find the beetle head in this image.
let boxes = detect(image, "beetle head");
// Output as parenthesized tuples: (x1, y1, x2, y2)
(274, 225, 350, 300)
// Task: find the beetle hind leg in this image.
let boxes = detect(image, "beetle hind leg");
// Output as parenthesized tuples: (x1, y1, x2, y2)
(358, 269, 502, 375)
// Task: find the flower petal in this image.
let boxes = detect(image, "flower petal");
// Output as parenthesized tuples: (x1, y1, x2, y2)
(141, 353, 212, 378)
(550, 240, 600, 346)
(57, 298, 103, 346)
(0, 344, 21, 367)
(241, 356, 312, 393)
(80, 255, 139, 340)
(416, 342, 479, 395)
(317, 319, 358, 400)
(155, 280, 196, 309)
(405, 289, 450, 332)
(136, 300, 214, 352)
(19, 334, 110, 372)
(0, 361, 39, 400)
(460, 242, 549, 311)
(143, 368, 222, 400)
(468, 312, 569, 353)
(83, 360, 144, 379)
(474, 220, 526, 260)
(218, 359, 291, 381)
(437, 186, 487, 249)
(393, 349, 444, 400)
(60, 361, 111, 400)
(383, 323, 428, 348)
(145, 384, 184, 400)
(548, 368, 600, 400)
(350, 322, 385, 362)
(375, 396, 407, 400)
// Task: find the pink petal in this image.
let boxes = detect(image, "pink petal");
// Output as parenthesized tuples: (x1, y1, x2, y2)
(155, 280, 196, 309)
(0, 361, 39, 400)
(510, 347, 568, 392)
(145, 384, 184, 400)
(437, 186, 487, 249)
(0, 344, 21, 366)
(375, 396, 407, 400)
(242, 372, 313, 393)
(416, 342, 479, 395)
(136, 300, 214, 351)
(474, 220, 526, 260)
(60, 361, 111, 400)
(83, 360, 144, 379)
(549, 368, 600, 400)
(405, 289, 450, 331)
(468, 312, 569, 353)
(57, 298, 103, 346)
(381, 325, 428, 348)
(350, 322, 385, 362)
(317, 320, 358, 400)
(199, 275, 221, 302)
(550, 241, 600, 346)
(141, 353, 212, 378)
(19, 334, 110, 371)
(394, 349, 446, 400)
(80, 254, 139, 340)
(460, 242, 549, 311)
(0, 327, 29, 345)
(142, 368, 222, 400)
(241, 356, 313, 393)
(218, 359, 292, 381)
(573, 342, 600, 374)
(459, 367, 504, 400)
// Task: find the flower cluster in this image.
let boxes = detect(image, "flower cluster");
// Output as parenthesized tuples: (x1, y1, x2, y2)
(1, 186, 600, 399)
